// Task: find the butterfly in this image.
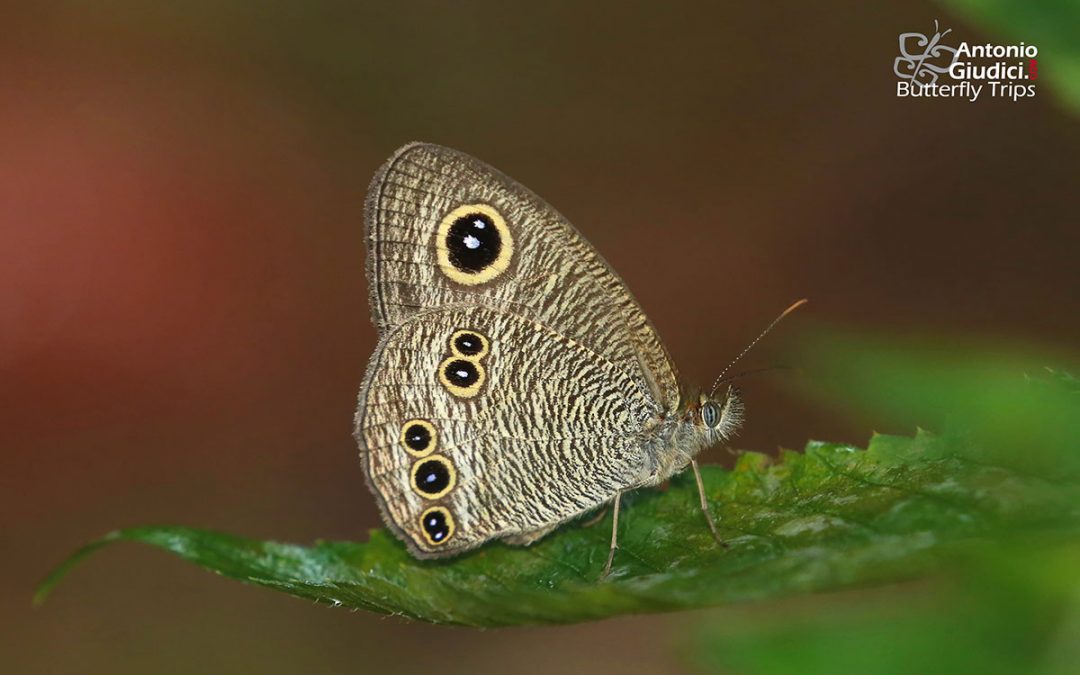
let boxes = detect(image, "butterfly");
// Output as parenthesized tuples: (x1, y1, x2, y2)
(354, 143, 799, 577)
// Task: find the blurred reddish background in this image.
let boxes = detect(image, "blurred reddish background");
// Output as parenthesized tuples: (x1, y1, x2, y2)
(4, 2, 1078, 673)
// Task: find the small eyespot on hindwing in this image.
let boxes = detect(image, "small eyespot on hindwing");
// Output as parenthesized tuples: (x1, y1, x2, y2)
(410, 454, 457, 499)
(399, 419, 437, 457)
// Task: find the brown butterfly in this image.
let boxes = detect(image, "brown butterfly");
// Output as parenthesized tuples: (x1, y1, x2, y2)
(354, 143, 801, 576)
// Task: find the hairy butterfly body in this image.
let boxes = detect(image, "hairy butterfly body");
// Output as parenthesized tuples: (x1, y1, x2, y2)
(355, 143, 741, 573)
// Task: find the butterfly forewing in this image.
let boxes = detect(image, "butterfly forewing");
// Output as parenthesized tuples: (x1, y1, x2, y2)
(364, 143, 680, 407)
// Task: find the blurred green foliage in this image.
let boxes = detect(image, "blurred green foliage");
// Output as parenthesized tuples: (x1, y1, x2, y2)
(793, 331, 1080, 477)
(939, 0, 1080, 113)
(691, 543, 1080, 675)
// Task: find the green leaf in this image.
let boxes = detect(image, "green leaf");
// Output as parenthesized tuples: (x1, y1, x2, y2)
(37, 431, 1080, 627)
(937, 0, 1080, 114)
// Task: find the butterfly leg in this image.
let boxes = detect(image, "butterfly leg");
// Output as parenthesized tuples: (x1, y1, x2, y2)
(691, 459, 728, 548)
(600, 491, 622, 580)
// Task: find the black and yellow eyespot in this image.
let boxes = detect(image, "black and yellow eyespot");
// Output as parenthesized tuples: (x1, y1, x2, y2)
(410, 454, 457, 499)
(449, 329, 489, 359)
(419, 506, 455, 546)
(399, 419, 437, 457)
(438, 357, 485, 398)
(435, 203, 514, 286)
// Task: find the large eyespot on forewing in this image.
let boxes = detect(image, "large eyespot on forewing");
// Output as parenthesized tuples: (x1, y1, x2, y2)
(435, 204, 514, 286)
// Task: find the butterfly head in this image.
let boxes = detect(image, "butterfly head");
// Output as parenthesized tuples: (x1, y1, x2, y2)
(654, 387, 742, 482)
(685, 387, 742, 440)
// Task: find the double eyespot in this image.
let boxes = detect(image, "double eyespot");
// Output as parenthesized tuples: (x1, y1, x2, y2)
(435, 204, 514, 286)
(437, 329, 491, 399)
(438, 358, 485, 398)
(450, 329, 489, 359)
(419, 506, 455, 546)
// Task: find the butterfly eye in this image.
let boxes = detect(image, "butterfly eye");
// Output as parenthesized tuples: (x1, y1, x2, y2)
(410, 455, 457, 499)
(438, 357, 486, 398)
(701, 401, 721, 429)
(435, 204, 515, 286)
(450, 329, 490, 359)
(399, 419, 437, 457)
(419, 506, 456, 546)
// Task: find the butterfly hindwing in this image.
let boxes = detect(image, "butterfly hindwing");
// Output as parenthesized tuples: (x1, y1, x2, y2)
(356, 305, 660, 557)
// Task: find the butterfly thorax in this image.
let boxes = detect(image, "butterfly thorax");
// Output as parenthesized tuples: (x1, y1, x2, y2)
(638, 388, 743, 486)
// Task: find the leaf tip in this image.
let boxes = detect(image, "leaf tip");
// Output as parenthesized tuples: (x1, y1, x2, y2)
(34, 531, 124, 608)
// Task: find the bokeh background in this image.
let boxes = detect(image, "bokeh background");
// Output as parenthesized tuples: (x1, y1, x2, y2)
(4, 1, 1078, 673)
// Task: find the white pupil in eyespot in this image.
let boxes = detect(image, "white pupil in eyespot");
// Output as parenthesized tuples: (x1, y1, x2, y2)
(472, 219, 486, 229)
(456, 369, 468, 378)
(463, 234, 481, 249)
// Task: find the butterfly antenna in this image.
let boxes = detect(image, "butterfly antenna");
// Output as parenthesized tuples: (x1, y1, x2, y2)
(711, 365, 794, 389)
(709, 298, 808, 397)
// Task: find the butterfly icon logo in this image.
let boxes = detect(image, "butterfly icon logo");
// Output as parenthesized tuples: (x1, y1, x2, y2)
(894, 20, 959, 88)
